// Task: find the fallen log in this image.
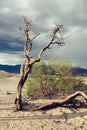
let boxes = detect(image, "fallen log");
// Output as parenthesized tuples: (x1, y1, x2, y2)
(32, 91, 87, 111)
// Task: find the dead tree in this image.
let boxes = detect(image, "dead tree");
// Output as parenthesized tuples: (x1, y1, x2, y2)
(32, 91, 87, 111)
(15, 17, 64, 110)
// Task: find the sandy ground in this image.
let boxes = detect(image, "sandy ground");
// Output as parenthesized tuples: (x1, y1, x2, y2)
(0, 74, 87, 130)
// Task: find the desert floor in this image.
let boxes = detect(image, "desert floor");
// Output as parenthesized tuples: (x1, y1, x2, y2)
(0, 73, 87, 130)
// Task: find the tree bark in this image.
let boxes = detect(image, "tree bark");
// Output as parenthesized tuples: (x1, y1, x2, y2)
(15, 55, 41, 110)
(15, 61, 31, 110)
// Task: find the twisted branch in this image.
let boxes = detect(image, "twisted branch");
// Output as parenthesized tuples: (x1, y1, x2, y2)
(19, 17, 40, 56)
(37, 24, 64, 61)
(32, 91, 87, 111)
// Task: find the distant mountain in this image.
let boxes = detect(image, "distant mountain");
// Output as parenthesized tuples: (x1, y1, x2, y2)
(0, 64, 87, 76)
(72, 67, 87, 76)
(0, 64, 21, 73)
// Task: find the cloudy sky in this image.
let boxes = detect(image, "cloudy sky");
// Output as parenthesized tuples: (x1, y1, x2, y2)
(0, 0, 87, 68)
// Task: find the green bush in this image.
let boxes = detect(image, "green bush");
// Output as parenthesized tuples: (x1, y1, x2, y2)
(25, 59, 87, 98)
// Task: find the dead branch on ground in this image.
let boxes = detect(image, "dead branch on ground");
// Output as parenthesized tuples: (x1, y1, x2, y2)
(32, 91, 87, 111)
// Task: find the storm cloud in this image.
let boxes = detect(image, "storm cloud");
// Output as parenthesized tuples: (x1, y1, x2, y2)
(0, 0, 87, 68)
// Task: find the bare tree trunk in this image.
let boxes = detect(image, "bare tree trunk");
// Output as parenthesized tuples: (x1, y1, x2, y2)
(32, 91, 87, 111)
(15, 75, 27, 109)
(15, 17, 64, 110)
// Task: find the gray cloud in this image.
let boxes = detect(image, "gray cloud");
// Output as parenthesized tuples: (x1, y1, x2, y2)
(0, 0, 87, 68)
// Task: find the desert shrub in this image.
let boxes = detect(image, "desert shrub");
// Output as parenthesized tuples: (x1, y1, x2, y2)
(73, 78, 87, 92)
(25, 59, 87, 98)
